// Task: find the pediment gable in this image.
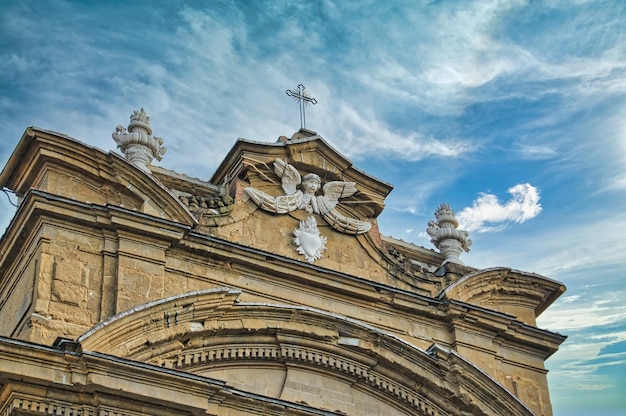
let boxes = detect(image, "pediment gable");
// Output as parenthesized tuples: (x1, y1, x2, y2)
(0, 127, 197, 227)
(212, 133, 393, 219)
(198, 132, 400, 270)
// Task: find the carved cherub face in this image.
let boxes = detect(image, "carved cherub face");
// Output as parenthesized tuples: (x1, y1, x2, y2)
(301, 174, 321, 195)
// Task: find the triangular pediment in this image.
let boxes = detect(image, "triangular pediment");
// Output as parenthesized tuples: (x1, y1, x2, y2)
(211, 132, 393, 219)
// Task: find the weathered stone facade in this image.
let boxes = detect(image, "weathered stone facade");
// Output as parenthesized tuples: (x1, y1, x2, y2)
(0, 118, 566, 415)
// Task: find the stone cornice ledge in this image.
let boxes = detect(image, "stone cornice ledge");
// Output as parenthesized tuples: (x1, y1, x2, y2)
(0, 191, 566, 357)
(184, 231, 567, 353)
(438, 267, 566, 319)
(0, 335, 350, 416)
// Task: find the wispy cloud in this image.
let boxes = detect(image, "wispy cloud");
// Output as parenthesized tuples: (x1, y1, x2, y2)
(540, 297, 626, 332)
(515, 143, 559, 160)
(539, 292, 626, 408)
(323, 104, 475, 161)
(561, 295, 581, 304)
(1, 2, 626, 413)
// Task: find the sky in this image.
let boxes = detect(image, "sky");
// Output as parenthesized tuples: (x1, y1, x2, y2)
(0, 1, 625, 414)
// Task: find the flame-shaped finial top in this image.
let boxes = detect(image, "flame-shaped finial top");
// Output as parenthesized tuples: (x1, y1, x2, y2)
(112, 108, 166, 173)
(427, 203, 472, 265)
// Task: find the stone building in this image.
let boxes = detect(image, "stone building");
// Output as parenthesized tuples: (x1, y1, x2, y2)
(0, 110, 566, 416)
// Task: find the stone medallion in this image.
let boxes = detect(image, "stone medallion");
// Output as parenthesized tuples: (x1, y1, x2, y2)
(293, 216, 327, 263)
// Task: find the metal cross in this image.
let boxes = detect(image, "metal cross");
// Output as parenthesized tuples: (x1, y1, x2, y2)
(286, 84, 317, 129)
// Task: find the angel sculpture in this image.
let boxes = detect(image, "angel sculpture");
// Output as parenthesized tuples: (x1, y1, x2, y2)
(244, 158, 371, 235)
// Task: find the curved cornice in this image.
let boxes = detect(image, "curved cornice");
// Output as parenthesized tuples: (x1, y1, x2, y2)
(79, 288, 535, 416)
(0, 335, 350, 416)
(438, 267, 566, 320)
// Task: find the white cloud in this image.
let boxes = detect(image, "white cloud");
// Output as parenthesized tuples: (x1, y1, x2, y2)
(515, 143, 558, 160)
(456, 183, 542, 233)
(539, 298, 626, 332)
(561, 295, 581, 304)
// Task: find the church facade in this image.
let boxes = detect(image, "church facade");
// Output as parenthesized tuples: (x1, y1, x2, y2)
(0, 110, 566, 415)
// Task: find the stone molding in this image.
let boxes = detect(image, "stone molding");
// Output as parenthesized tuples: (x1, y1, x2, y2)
(78, 289, 536, 416)
(0, 127, 196, 226)
(2, 396, 98, 416)
(170, 343, 444, 416)
(0, 337, 350, 416)
(438, 267, 566, 325)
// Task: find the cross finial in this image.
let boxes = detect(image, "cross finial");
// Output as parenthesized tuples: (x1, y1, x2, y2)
(286, 84, 317, 129)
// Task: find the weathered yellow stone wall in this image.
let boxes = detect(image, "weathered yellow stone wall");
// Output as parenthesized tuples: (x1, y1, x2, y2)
(0, 202, 558, 416)
(0, 130, 564, 416)
(208, 206, 394, 285)
(27, 223, 105, 344)
(0, 237, 38, 338)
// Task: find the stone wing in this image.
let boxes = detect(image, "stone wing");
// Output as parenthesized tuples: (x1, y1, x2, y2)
(273, 158, 301, 195)
(322, 181, 358, 207)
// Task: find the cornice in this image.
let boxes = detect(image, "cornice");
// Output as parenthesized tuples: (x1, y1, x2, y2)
(183, 230, 566, 353)
(211, 136, 392, 192)
(0, 127, 197, 227)
(0, 190, 566, 356)
(438, 267, 566, 319)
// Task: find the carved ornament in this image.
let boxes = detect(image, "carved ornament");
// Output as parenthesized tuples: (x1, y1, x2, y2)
(427, 203, 472, 265)
(244, 158, 371, 235)
(112, 108, 166, 173)
(293, 216, 327, 263)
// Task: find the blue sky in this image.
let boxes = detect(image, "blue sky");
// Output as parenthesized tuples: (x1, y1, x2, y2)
(1, 1, 625, 414)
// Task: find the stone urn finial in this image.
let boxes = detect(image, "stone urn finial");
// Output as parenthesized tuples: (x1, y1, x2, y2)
(112, 108, 166, 172)
(427, 203, 472, 265)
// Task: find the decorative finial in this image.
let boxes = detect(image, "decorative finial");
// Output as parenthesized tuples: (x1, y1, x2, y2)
(286, 84, 317, 129)
(112, 108, 166, 173)
(427, 203, 472, 265)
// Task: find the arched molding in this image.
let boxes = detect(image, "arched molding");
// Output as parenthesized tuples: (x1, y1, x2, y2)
(79, 288, 534, 416)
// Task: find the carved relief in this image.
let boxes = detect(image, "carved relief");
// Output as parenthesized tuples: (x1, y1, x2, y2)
(178, 194, 234, 216)
(244, 158, 371, 234)
(293, 216, 327, 263)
